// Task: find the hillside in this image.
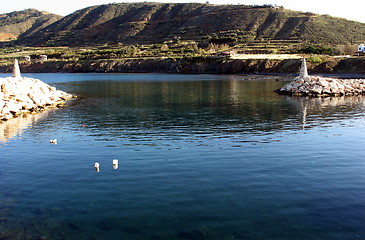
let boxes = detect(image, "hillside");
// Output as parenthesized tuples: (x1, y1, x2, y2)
(0, 9, 62, 42)
(12, 3, 365, 47)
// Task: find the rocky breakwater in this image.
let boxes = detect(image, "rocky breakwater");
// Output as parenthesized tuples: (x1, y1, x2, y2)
(0, 76, 73, 120)
(276, 76, 365, 97)
(275, 58, 365, 97)
(1, 60, 73, 121)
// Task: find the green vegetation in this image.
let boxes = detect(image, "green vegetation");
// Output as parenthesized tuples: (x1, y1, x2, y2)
(0, 39, 360, 68)
(0, 42, 233, 66)
(306, 56, 325, 64)
(210, 37, 237, 45)
(297, 45, 334, 55)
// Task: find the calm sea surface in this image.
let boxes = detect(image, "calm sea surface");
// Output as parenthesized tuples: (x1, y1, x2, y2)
(0, 73, 364, 240)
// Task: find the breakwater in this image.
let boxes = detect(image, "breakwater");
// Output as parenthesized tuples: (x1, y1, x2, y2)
(275, 76, 365, 97)
(1, 61, 73, 121)
(0, 76, 73, 120)
(275, 58, 365, 97)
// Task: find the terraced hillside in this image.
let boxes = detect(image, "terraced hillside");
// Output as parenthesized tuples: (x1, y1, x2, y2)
(12, 3, 365, 46)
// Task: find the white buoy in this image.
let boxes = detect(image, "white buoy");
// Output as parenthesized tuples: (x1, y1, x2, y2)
(112, 159, 119, 169)
(49, 139, 57, 144)
(94, 162, 100, 172)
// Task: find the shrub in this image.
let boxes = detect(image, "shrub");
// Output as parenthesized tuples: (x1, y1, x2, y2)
(209, 37, 237, 45)
(183, 48, 194, 53)
(307, 56, 323, 64)
(298, 45, 334, 55)
(160, 44, 169, 51)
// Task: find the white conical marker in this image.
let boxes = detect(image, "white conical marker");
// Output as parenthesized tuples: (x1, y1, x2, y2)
(13, 59, 21, 78)
(112, 159, 119, 169)
(299, 57, 309, 81)
(94, 162, 100, 172)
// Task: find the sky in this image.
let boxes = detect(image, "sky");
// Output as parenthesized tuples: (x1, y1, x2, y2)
(2, 0, 365, 23)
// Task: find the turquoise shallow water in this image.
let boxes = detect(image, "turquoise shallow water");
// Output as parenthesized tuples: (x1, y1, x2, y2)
(0, 73, 365, 240)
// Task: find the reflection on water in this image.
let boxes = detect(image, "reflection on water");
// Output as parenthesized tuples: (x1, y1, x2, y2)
(0, 110, 54, 143)
(2, 76, 365, 143)
(287, 96, 365, 130)
(64, 78, 365, 141)
(1, 74, 365, 240)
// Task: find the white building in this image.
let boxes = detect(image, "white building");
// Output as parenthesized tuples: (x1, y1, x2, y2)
(39, 55, 48, 61)
(358, 44, 365, 53)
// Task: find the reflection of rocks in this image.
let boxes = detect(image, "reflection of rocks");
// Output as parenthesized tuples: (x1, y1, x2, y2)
(288, 95, 365, 130)
(291, 95, 365, 109)
(0, 109, 54, 143)
(0, 76, 73, 121)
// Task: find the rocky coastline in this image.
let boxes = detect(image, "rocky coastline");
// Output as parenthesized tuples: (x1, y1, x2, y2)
(0, 60, 73, 121)
(0, 57, 365, 74)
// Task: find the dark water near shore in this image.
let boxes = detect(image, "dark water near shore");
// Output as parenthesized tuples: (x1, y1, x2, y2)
(1, 73, 365, 240)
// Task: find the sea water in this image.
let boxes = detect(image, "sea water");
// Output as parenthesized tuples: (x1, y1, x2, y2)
(0, 73, 364, 240)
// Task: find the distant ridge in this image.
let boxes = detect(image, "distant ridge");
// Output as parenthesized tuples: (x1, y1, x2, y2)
(4, 3, 365, 46)
(0, 9, 62, 42)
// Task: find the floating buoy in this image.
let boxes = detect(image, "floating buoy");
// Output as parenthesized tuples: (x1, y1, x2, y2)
(94, 162, 100, 172)
(82, 124, 85, 127)
(112, 159, 119, 169)
(50, 139, 57, 144)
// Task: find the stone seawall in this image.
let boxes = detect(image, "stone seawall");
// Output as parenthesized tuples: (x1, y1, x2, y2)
(0, 76, 73, 121)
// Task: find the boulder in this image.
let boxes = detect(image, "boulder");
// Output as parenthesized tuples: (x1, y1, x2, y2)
(317, 79, 329, 88)
(5, 101, 22, 114)
(309, 84, 323, 94)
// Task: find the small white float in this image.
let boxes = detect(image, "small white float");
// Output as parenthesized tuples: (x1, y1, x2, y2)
(94, 162, 100, 172)
(112, 159, 119, 169)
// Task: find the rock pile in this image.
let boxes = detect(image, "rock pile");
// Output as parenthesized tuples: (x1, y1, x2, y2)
(0, 76, 73, 121)
(276, 76, 365, 97)
(275, 58, 365, 97)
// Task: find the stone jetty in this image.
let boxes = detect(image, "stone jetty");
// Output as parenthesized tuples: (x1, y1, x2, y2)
(275, 58, 365, 97)
(0, 60, 73, 121)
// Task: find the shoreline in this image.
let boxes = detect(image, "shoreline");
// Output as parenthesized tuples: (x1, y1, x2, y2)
(0, 57, 365, 75)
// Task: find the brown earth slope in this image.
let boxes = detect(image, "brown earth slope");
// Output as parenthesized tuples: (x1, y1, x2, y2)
(0, 9, 62, 42)
(12, 3, 365, 46)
